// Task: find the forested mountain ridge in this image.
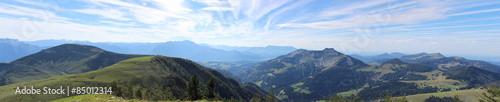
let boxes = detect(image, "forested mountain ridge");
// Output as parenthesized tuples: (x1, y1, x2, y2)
(239, 48, 500, 101)
(350, 52, 405, 63)
(0, 56, 260, 101)
(372, 53, 445, 64)
(419, 56, 500, 73)
(239, 48, 374, 101)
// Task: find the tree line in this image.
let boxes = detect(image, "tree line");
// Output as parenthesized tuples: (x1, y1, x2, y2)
(107, 74, 278, 101)
(106, 73, 500, 102)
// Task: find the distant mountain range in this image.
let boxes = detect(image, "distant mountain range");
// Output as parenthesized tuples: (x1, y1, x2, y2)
(1, 39, 500, 101)
(197, 61, 260, 75)
(491, 61, 500, 66)
(203, 44, 297, 59)
(349, 52, 405, 63)
(444, 66, 500, 87)
(0, 39, 297, 62)
(149, 40, 262, 61)
(419, 56, 500, 73)
(239, 48, 372, 101)
(366, 52, 500, 74)
(0, 39, 41, 62)
(371, 53, 446, 64)
(238, 48, 500, 101)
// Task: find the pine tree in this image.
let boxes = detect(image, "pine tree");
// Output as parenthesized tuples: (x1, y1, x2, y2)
(134, 88, 142, 99)
(151, 85, 163, 101)
(164, 87, 175, 100)
(143, 89, 152, 100)
(122, 80, 134, 99)
(454, 94, 461, 102)
(186, 74, 202, 101)
(266, 89, 276, 102)
(350, 94, 361, 102)
(383, 92, 392, 102)
(251, 92, 263, 102)
(215, 92, 221, 101)
(108, 81, 121, 97)
(203, 76, 216, 100)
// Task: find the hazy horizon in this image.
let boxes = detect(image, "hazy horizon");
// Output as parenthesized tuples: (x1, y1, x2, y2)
(2, 38, 499, 62)
(0, 0, 499, 57)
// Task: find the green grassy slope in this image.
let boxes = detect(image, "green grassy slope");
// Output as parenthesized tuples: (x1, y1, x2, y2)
(0, 44, 145, 85)
(400, 88, 485, 102)
(0, 56, 257, 101)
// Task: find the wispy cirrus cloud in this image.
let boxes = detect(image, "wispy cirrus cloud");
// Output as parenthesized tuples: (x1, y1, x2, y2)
(73, 8, 131, 21)
(201, 7, 233, 11)
(277, 0, 453, 29)
(320, 0, 397, 17)
(0, 0, 499, 57)
(449, 8, 500, 16)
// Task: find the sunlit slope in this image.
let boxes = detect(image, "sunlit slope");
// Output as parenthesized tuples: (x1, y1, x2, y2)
(0, 44, 145, 85)
(0, 56, 256, 101)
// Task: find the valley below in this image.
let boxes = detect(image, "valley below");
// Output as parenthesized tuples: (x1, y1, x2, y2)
(0, 43, 499, 102)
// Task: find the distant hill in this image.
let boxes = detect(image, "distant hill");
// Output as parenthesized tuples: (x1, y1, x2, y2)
(0, 38, 41, 63)
(443, 66, 500, 87)
(197, 61, 260, 74)
(239, 48, 373, 101)
(241, 46, 297, 59)
(0, 56, 259, 101)
(350, 52, 405, 63)
(378, 59, 435, 81)
(200, 44, 251, 52)
(201, 44, 297, 59)
(354, 58, 500, 101)
(26, 39, 161, 54)
(237, 49, 500, 101)
(24, 39, 296, 61)
(491, 61, 500, 66)
(241, 82, 269, 97)
(419, 57, 500, 73)
(0, 44, 145, 85)
(216, 69, 245, 83)
(372, 53, 445, 64)
(149, 40, 262, 61)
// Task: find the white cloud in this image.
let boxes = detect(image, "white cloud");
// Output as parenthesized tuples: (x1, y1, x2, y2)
(278, 0, 453, 29)
(449, 8, 500, 16)
(263, 0, 313, 30)
(149, 0, 192, 13)
(14, 0, 64, 11)
(229, 0, 292, 20)
(86, 0, 189, 24)
(0, 3, 64, 20)
(201, 7, 233, 11)
(1, 0, 499, 56)
(320, 0, 397, 17)
(98, 21, 136, 26)
(74, 8, 131, 21)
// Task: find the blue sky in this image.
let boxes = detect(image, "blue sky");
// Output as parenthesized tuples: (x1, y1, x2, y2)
(0, 0, 499, 57)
